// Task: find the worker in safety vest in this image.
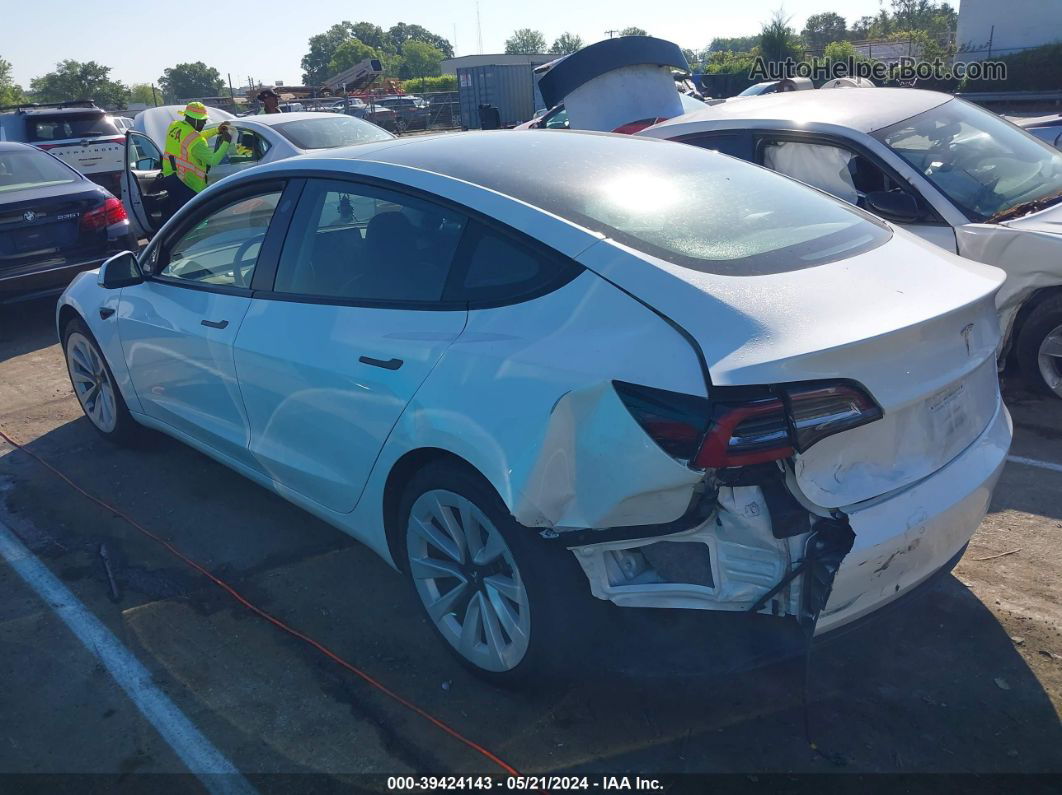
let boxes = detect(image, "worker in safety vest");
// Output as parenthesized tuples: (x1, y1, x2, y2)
(161, 101, 232, 221)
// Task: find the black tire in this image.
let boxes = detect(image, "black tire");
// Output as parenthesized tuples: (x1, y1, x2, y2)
(62, 316, 142, 444)
(397, 460, 598, 686)
(1016, 294, 1062, 399)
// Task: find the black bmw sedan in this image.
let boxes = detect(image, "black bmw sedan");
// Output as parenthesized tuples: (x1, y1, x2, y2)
(0, 141, 136, 303)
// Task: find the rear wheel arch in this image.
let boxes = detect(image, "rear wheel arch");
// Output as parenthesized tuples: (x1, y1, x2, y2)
(382, 447, 503, 572)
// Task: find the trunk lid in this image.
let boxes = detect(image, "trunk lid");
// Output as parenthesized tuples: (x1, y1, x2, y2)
(0, 184, 111, 275)
(578, 229, 1006, 507)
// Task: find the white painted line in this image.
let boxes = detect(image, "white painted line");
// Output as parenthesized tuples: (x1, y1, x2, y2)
(0, 518, 256, 795)
(1007, 454, 1062, 475)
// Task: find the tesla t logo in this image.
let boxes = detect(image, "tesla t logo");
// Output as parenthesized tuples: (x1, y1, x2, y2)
(960, 323, 975, 355)
(23, 210, 38, 222)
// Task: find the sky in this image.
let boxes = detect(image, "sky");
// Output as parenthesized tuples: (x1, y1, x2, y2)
(3, 0, 897, 89)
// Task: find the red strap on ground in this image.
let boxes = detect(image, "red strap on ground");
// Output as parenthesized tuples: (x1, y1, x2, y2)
(0, 425, 522, 779)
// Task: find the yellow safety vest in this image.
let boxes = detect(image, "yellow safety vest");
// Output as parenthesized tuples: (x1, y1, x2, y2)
(162, 120, 229, 193)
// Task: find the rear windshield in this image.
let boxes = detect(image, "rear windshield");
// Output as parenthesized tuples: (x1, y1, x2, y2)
(26, 113, 118, 142)
(273, 116, 393, 150)
(373, 131, 891, 276)
(0, 149, 78, 193)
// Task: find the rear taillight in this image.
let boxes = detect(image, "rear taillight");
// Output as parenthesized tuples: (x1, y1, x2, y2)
(783, 382, 883, 452)
(80, 197, 127, 231)
(615, 379, 882, 470)
(694, 397, 793, 468)
(611, 117, 669, 135)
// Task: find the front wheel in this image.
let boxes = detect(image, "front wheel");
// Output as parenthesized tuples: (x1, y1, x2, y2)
(63, 317, 141, 443)
(1016, 295, 1062, 399)
(398, 462, 595, 685)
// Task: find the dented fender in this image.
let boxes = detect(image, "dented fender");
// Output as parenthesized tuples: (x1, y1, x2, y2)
(956, 220, 1062, 350)
(512, 381, 704, 529)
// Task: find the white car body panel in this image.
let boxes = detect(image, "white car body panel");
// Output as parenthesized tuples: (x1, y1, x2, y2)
(576, 229, 1005, 507)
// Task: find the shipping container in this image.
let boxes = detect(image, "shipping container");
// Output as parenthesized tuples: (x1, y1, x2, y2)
(457, 64, 545, 130)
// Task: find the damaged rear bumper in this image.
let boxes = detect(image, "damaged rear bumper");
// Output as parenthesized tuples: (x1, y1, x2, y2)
(570, 399, 1011, 634)
(815, 399, 1011, 633)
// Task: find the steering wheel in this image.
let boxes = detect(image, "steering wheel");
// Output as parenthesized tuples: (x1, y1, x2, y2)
(231, 234, 265, 288)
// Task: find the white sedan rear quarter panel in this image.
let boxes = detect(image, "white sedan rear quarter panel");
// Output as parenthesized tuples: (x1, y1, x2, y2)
(353, 268, 708, 546)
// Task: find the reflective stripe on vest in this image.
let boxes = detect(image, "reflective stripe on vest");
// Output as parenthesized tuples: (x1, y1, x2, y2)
(174, 130, 207, 180)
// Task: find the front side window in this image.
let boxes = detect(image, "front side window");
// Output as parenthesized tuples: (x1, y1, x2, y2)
(0, 149, 77, 193)
(274, 179, 466, 303)
(128, 134, 162, 171)
(160, 191, 282, 287)
(874, 98, 1062, 222)
(228, 128, 271, 163)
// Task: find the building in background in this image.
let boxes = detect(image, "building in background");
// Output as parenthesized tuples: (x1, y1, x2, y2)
(955, 0, 1062, 62)
(441, 54, 554, 75)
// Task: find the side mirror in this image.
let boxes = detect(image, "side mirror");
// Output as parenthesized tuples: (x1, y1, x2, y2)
(97, 250, 143, 289)
(864, 190, 924, 224)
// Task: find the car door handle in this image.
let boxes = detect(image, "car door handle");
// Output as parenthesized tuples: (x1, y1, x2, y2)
(201, 319, 229, 329)
(358, 356, 403, 370)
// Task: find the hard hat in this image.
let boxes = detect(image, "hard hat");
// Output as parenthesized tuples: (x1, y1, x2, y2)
(184, 101, 208, 120)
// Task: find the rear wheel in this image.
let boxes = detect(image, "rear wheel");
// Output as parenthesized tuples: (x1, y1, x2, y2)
(398, 461, 594, 685)
(1016, 295, 1062, 399)
(63, 317, 140, 443)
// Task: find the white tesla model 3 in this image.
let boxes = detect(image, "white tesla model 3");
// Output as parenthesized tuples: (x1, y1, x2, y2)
(57, 131, 1011, 683)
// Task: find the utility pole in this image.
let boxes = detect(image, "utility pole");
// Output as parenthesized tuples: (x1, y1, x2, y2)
(150, 84, 159, 106)
(227, 73, 235, 112)
(476, 2, 483, 54)
(605, 29, 620, 39)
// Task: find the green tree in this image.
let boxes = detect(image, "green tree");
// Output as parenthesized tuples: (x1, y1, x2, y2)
(128, 82, 158, 106)
(850, 16, 875, 39)
(505, 29, 546, 54)
(29, 60, 127, 108)
(388, 23, 454, 58)
(302, 22, 357, 84)
(349, 22, 390, 53)
(802, 12, 847, 52)
(550, 32, 584, 54)
(620, 27, 649, 37)
(402, 74, 458, 93)
(759, 11, 802, 65)
(709, 35, 759, 52)
(705, 49, 757, 74)
(158, 62, 223, 102)
(328, 38, 381, 76)
(0, 57, 27, 106)
(397, 41, 444, 79)
(823, 40, 859, 61)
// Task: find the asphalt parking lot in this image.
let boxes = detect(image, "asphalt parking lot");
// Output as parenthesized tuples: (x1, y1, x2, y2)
(1, 295, 1060, 789)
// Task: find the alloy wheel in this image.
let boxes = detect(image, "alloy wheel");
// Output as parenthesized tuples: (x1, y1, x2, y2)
(406, 489, 530, 672)
(1038, 323, 1062, 398)
(66, 332, 118, 433)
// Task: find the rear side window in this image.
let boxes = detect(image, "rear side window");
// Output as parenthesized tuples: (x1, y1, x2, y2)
(27, 113, 118, 142)
(274, 179, 466, 303)
(0, 149, 77, 193)
(445, 222, 580, 304)
(683, 133, 753, 160)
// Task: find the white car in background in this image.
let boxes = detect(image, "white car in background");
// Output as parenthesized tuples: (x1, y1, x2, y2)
(58, 131, 1010, 682)
(121, 106, 394, 238)
(642, 89, 1062, 398)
